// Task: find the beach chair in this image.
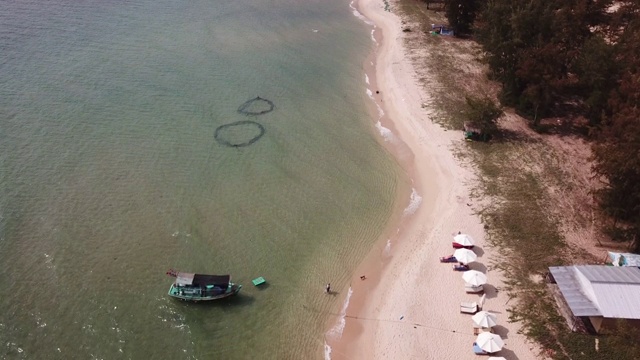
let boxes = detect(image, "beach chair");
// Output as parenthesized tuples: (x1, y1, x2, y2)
(473, 342, 488, 355)
(460, 302, 478, 314)
(460, 294, 485, 314)
(453, 264, 470, 271)
(452, 242, 474, 249)
(465, 284, 484, 293)
(473, 326, 493, 335)
(439, 255, 457, 263)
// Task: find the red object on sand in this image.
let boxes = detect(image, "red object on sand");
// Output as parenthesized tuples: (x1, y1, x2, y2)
(452, 242, 474, 249)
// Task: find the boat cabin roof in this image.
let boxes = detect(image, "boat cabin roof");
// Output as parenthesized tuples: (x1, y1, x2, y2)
(175, 273, 230, 288)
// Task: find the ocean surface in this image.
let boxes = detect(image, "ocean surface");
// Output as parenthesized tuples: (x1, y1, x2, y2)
(0, 0, 407, 359)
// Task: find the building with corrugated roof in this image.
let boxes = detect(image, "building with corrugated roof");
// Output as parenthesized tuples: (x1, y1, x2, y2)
(548, 265, 640, 333)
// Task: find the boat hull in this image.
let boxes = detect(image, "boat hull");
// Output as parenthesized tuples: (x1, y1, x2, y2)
(168, 283, 242, 302)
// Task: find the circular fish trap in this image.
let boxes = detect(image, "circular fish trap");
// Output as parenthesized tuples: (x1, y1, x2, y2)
(214, 120, 266, 148)
(237, 96, 275, 116)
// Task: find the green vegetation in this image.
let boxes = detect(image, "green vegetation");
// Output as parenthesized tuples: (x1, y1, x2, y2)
(444, 0, 640, 250)
(399, 0, 640, 358)
(463, 96, 502, 136)
(444, 0, 479, 36)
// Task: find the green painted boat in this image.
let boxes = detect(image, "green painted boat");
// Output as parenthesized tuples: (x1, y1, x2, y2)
(166, 269, 242, 302)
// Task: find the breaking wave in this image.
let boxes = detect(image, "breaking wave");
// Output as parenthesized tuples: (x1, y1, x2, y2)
(384, 238, 392, 255)
(327, 286, 353, 339)
(349, 1, 373, 25)
(375, 121, 393, 142)
(403, 188, 422, 216)
(324, 341, 332, 360)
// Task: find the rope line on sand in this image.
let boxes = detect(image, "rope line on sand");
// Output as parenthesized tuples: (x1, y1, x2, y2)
(302, 304, 475, 337)
(343, 314, 476, 336)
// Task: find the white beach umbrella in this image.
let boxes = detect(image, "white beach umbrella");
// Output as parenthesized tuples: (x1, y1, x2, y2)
(453, 233, 474, 246)
(472, 311, 498, 328)
(453, 248, 477, 264)
(475, 332, 504, 353)
(462, 270, 488, 286)
(488, 357, 507, 360)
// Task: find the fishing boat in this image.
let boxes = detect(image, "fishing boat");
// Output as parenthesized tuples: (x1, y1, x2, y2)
(166, 269, 242, 302)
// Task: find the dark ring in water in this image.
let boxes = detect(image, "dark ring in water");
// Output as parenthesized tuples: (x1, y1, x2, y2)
(214, 120, 266, 147)
(237, 96, 275, 116)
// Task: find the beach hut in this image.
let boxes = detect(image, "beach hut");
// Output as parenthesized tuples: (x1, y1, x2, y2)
(548, 265, 640, 333)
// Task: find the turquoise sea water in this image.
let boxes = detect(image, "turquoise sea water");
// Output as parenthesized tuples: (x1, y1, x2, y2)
(0, 0, 405, 358)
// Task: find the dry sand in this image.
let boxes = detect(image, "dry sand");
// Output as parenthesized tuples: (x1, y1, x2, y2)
(325, 1, 543, 359)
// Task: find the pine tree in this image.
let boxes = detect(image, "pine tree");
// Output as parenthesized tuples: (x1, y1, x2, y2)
(445, 0, 478, 36)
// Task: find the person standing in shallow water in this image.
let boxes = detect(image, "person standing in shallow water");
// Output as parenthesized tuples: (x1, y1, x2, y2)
(325, 283, 331, 293)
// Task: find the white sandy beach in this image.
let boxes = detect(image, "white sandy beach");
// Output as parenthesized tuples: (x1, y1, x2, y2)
(327, 1, 544, 359)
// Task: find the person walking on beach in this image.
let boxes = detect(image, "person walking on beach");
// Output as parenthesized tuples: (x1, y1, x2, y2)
(325, 283, 331, 294)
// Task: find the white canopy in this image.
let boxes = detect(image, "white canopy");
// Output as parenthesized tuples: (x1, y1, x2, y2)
(453, 233, 474, 246)
(453, 248, 477, 265)
(472, 311, 498, 328)
(462, 270, 488, 286)
(475, 332, 504, 353)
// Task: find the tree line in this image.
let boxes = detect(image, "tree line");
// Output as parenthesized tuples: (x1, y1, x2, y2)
(442, 0, 640, 249)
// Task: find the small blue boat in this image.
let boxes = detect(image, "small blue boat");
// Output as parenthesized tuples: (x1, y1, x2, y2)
(166, 269, 242, 302)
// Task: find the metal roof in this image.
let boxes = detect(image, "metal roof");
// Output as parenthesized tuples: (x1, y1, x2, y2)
(549, 265, 640, 319)
(577, 265, 640, 283)
(175, 272, 230, 288)
(550, 266, 601, 316)
(176, 272, 196, 286)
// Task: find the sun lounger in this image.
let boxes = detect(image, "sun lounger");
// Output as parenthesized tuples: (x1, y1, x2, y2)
(465, 284, 484, 293)
(439, 255, 457, 263)
(473, 342, 488, 355)
(473, 326, 493, 335)
(452, 242, 474, 249)
(453, 264, 470, 271)
(461, 294, 485, 314)
(460, 302, 478, 314)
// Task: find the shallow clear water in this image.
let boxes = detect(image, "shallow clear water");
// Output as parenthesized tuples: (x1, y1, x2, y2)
(0, 0, 404, 358)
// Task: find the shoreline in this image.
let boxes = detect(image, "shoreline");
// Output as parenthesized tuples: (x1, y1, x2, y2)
(326, 0, 541, 359)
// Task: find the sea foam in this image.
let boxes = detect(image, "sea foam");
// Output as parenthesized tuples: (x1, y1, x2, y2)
(375, 121, 393, 142)
(323, 285, 354, 359)
(366, 87, 392, 140)
(375, 102, 384, 117)
(327, 286, 353, 339)
(384, 238, 392, 255)
(349, 1, 374, 25)
(403, 188, 422, 216)
(324, 341, 332, 360)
